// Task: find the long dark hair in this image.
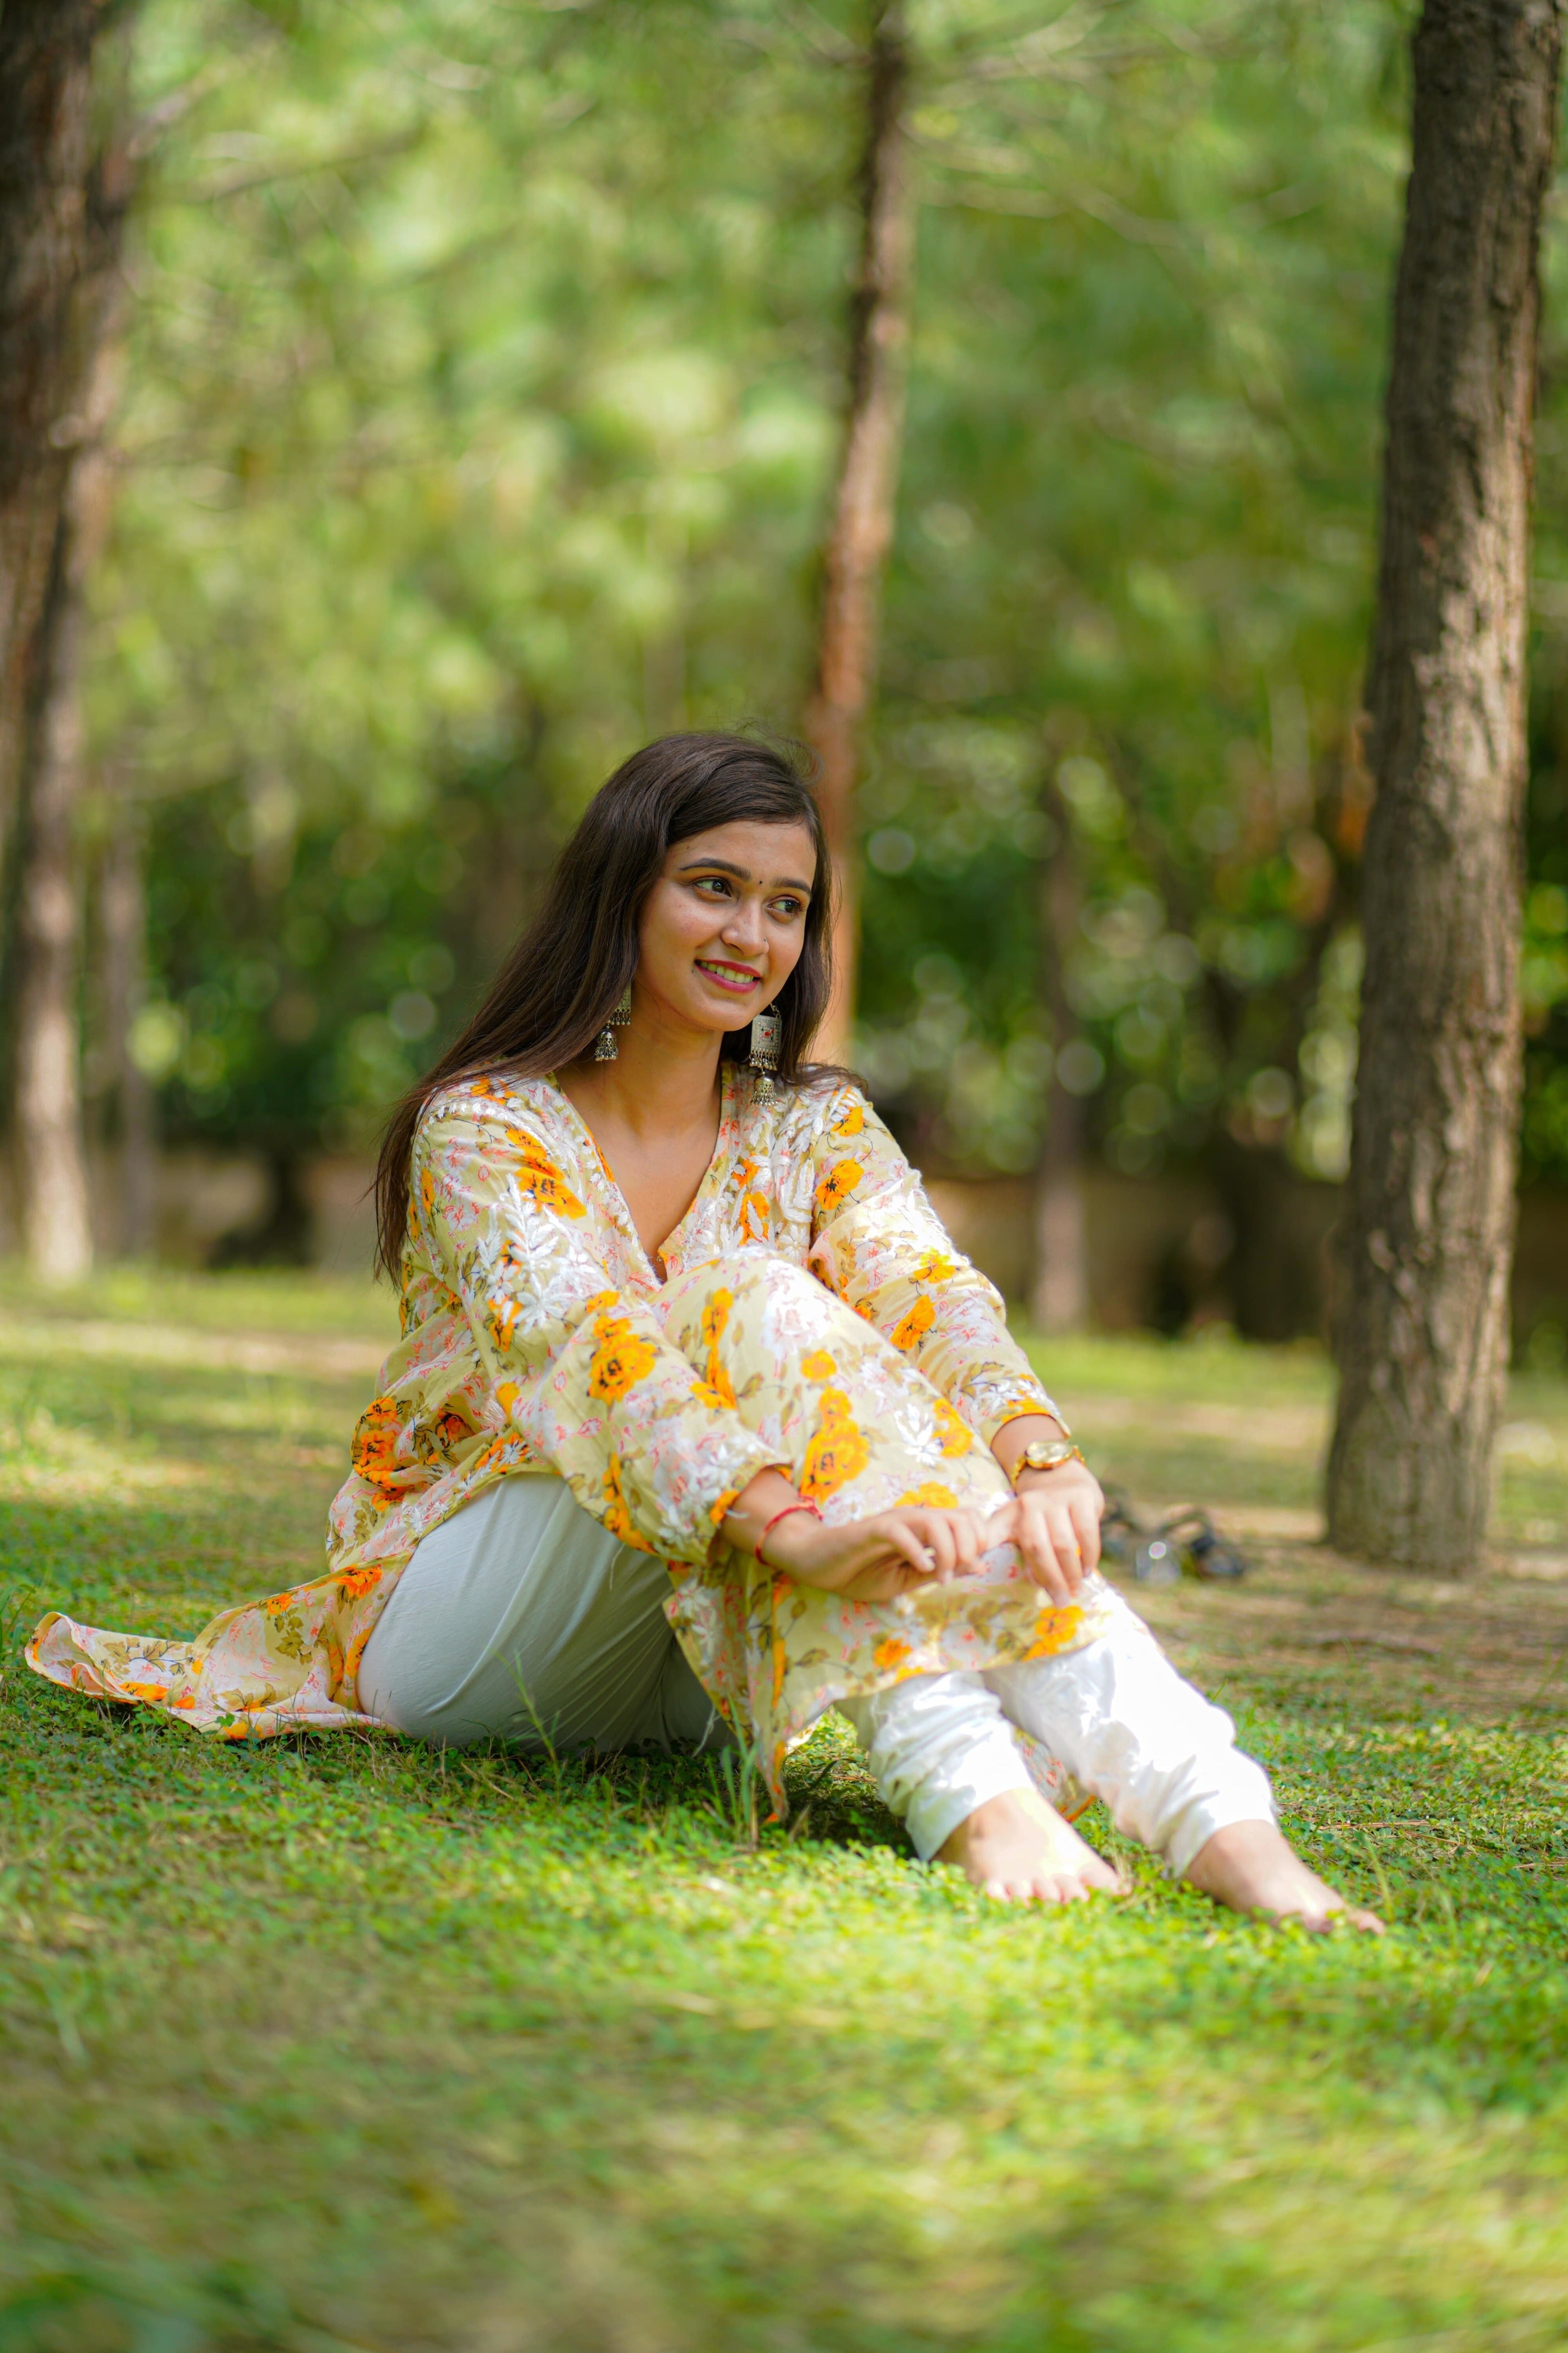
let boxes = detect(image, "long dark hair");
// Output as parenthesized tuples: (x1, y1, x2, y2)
(373, 731, 839, 1277)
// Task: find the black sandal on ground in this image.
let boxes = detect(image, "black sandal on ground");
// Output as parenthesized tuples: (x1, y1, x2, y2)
(1097, 1487, 1146, 1573)
(1098, 1493, 1250, 1585)
(1155, 1506, 1251, 1583)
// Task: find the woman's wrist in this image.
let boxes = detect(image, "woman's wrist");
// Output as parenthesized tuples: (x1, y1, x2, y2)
(719, 1466, 805, 1558)
(754, 1501, 822, 1561)
(990, 1412, 1072, 1486)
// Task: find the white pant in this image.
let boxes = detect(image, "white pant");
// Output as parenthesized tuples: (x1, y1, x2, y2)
(358, 1474, 1274, 1875)
(839, 1614, 1274, 1871)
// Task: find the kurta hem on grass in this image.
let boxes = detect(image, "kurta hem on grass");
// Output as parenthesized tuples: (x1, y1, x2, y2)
(28, 1068, 1115, 1797)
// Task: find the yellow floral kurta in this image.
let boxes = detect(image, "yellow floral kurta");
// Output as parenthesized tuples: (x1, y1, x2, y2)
(28, 1068, 1116, 1792)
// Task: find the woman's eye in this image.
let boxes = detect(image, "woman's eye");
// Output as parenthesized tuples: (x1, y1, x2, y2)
(693, 877, 732, 898)
(768, 896, 805, 920)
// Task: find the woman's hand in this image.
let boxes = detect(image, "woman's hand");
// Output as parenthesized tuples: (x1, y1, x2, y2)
(721, 1473, 993, 1604)
(761, 1501, 994, 1603)
(997, 1460, 1105, 1605)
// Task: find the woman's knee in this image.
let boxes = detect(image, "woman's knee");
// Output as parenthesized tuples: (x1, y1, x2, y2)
(657, 1249, 859, 1355)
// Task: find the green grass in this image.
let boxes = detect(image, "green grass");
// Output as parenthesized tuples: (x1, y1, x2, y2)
(2, 1274, 1567, 2351)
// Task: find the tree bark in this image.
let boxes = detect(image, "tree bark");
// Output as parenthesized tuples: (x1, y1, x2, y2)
(1030, 773, 1090, 1331)
(9, 103, 130, 1284)
(99, 791, 156, 1256)
(1326, 0, 1563, 1568)
(0, 1, 107, 874)
(803, 1, 918, 1062)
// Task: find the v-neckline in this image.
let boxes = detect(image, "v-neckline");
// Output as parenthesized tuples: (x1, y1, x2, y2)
(544, 1062, 735, 1288)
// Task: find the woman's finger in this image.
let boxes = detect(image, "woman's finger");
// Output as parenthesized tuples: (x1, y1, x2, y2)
(947, 1509, 983, 1573)
(1046, 1502, 1085, 1594)
(1069, 1491, 1102, 1574)
(1011, 1498, 1074, 1602)
(1008, 1495, 1053, 1583)
(871, 1515, 943, 1579)
(915, 1510, 958, 1580)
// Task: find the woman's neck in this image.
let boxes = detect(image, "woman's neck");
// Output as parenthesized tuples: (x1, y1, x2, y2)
(559, 1013, 723, 1143)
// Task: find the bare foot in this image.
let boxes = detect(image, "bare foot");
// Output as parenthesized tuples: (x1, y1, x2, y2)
(1186, 1820, 1384, 1934)
(936, 1786, 1124, 1905)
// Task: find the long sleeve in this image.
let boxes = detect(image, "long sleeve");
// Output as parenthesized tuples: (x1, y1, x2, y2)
(411, 1094, 778, 1560)
(805, 1087, 1064, 1445)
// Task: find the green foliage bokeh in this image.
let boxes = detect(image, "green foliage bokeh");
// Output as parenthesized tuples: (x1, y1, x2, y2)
(82, 0, 1568, 1211)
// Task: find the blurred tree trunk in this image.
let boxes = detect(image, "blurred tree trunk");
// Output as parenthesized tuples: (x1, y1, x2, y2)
(1031, 773, 1090, 1331)
(1327, 0, 1562, 1567)
(804, 1, 917, 1061)
(0, 2, 108, 876)
(9, 110, 130, 1284)
(99, 791, 156, 1255)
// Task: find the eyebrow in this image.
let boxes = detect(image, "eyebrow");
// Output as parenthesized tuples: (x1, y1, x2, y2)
(675, 857, 815, 893)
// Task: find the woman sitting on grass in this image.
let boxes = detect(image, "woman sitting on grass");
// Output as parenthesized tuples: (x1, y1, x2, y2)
(30, 732, 1378, 1926)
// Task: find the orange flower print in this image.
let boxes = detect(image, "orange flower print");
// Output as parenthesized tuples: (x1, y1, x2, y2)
(873, 1636, 912, 1672)
(487, 1244, 536, 1351)
(731, 1156, 771, 1242)
(889, 1296, 936, 1352)
(799, 1387, 869, 1504)
(813, 1158, 864, 1219)
(832, 1101, 865, 1138)
(701, 1290, 734, 1346)
(601, 1453, 640, 1547)
(699, 1289, 737, 1409)
(908, 1249, 955, 1283)
(351, 1395, 403, 1484)
(337, 1563, 383, 1601)
(505, 1129, 587, 1220)
(420, 1167, 437, 1215)
(589, 1306, 659, 1404)
(1024, 1604, 1087, 1658)
(800, 1349, 837, 1382)
(769, 1576, 794, 1703)
(896, 1482, 959, 1509)
(708, 1483, 742, 1528)
(930, 1397, 974, 1458)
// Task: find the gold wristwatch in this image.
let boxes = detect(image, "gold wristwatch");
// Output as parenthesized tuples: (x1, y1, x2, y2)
(1008, 1439, 1086, 1489)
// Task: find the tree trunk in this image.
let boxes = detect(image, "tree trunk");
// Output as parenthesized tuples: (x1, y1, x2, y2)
(1326, 0, 1563, 1568)
(803, 1, 918, 1062)
(9, 104, 129, 1285)
(0, 1, 106, 874)
(14, 498, 99, 1283)
(99, 791, 156, 1255)
(1030, 775, 1090, 1331)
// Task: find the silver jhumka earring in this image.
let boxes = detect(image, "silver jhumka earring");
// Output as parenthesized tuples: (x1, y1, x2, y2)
(748, 1010, 781, 1099)
(593, 987, 632, 1062)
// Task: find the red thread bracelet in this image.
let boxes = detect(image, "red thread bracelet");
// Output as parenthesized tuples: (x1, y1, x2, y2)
(755, 1501, 822, 1562)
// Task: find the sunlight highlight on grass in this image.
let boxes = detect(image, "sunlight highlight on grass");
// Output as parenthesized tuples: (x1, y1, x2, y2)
(1, 1277, 1565, 2351)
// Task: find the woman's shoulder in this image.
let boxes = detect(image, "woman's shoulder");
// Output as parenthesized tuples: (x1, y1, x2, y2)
(738, 1070, 854, 1156)
(786, 1072, 893, 1155)
(414, 1070, 571, 1151)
